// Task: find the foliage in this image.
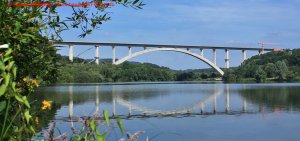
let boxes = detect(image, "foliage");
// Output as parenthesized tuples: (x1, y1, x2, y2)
(275, 60, 288, 81)
(1, 0, 145, 140)
(255, 67, 267, 83)
(224, 49, 300, 82)
(264, 63, 276, 78)
(56, 57, 220, 83)
(0, 0, 58, 85)
(222, 69, 237, 82)
(0, 49, 35, 140)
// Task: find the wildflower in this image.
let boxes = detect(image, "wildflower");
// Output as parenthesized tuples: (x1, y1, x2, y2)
(31, 79, 40, 87)
(35, 117, 39, 124)
(22, 77, 28, 82)
(42, 100, 52, 110)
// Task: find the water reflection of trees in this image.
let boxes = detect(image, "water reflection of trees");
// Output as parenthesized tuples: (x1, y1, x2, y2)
(33, 87, 169, 106)
(239, 86, 300, 111)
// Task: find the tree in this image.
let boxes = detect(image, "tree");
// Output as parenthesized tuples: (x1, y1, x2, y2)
(264, 63, 276, 78)
(222, 69, 237, 82)
(255, 67, 267, 83)
(200, 73, 208, 79)
(286, 71, 296, 82)
(275, 60, 288, 81)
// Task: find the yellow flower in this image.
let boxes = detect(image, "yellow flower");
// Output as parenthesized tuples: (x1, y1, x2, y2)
(22, 77, 28, 82)
(35, 117, 39, 124)
(42, 100, 52, 110)
(31, 79, 40, 87)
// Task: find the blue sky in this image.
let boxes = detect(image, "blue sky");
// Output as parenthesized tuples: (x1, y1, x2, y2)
(57, 0, 300, 70)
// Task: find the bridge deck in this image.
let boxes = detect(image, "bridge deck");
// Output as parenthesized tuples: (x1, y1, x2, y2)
(53, 41, 274, 51)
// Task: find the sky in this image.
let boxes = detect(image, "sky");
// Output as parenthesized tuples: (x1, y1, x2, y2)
(56, 0, 300, 70)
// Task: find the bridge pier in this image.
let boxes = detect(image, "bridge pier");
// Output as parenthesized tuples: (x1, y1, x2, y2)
(242, 49, 247, 63)
(200, 48, 204, 57)
(69, 45, 74, 63)
(258, 49, 264, 55)
(128, 46, 132, 56)
(225, 49, 229, 68)
(112, 46, 116, 64)
(95, 45, 99, 65)
(213, 49, 217, 65)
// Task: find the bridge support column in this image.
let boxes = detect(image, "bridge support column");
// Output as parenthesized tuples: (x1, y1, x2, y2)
(226, 84, 230, 113)
(213, 49, 217, 65)
(258, 49, 264, 56)
(225, 49, 229, 68)
(200, 48, 204, 57)
(112, 46, 116, 64)
(128, 46, 132, 56)
(69, 45, 74, 63)
(242, 49, 247, 63)
(95, 45, 99, 65)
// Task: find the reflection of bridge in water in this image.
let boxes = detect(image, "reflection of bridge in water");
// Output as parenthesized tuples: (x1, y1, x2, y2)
(67, 84, 250, 122)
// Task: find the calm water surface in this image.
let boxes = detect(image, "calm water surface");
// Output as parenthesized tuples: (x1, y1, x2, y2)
(33, 82, 300, 141)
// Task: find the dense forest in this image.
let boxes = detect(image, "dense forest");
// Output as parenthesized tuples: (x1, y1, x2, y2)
(223, 49, 300, 82)
(56, 55, 221, 83)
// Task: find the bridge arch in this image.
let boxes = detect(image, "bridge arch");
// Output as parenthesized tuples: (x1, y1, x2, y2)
(116, 89, 222, 115)
(114, 48, 224, 76)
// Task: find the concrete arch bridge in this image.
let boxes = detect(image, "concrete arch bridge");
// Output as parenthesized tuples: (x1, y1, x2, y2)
(54, 41, 275, 76)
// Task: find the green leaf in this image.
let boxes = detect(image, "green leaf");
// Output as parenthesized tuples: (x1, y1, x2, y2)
(96, 131, 106, 141)
(0, 100, 7, 112)
(117, 117, 124, 134)
(103, 110, 110, 126)
(22, 33, 36, 39)
(24, 110, 32, 124)
(4, 49, 12, 57)
(0, 61, 5, 71)
(15, 21, 21, 32)
(22, 96, 30, 108)
(4, 73, 10, 87)
(12, 82, 16, 91)
(7, 61, 14, 70)
(3, 56, 13, 63)
(0, 85, 7, 97)
(89, 119, 96, 131)
(15, 95, 24, 104)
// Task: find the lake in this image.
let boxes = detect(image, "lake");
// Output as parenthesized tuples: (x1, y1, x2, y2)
(33, 82, 300, 141)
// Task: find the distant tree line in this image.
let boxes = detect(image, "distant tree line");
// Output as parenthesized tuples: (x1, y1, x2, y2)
(56, 55, 221, 83)
(223, 49, 300, 82)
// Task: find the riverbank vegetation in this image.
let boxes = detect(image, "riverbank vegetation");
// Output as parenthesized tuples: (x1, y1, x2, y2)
(0, 0, 145, 140)
(56, 55, 221, 83)
(223, 49, 300, 82)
